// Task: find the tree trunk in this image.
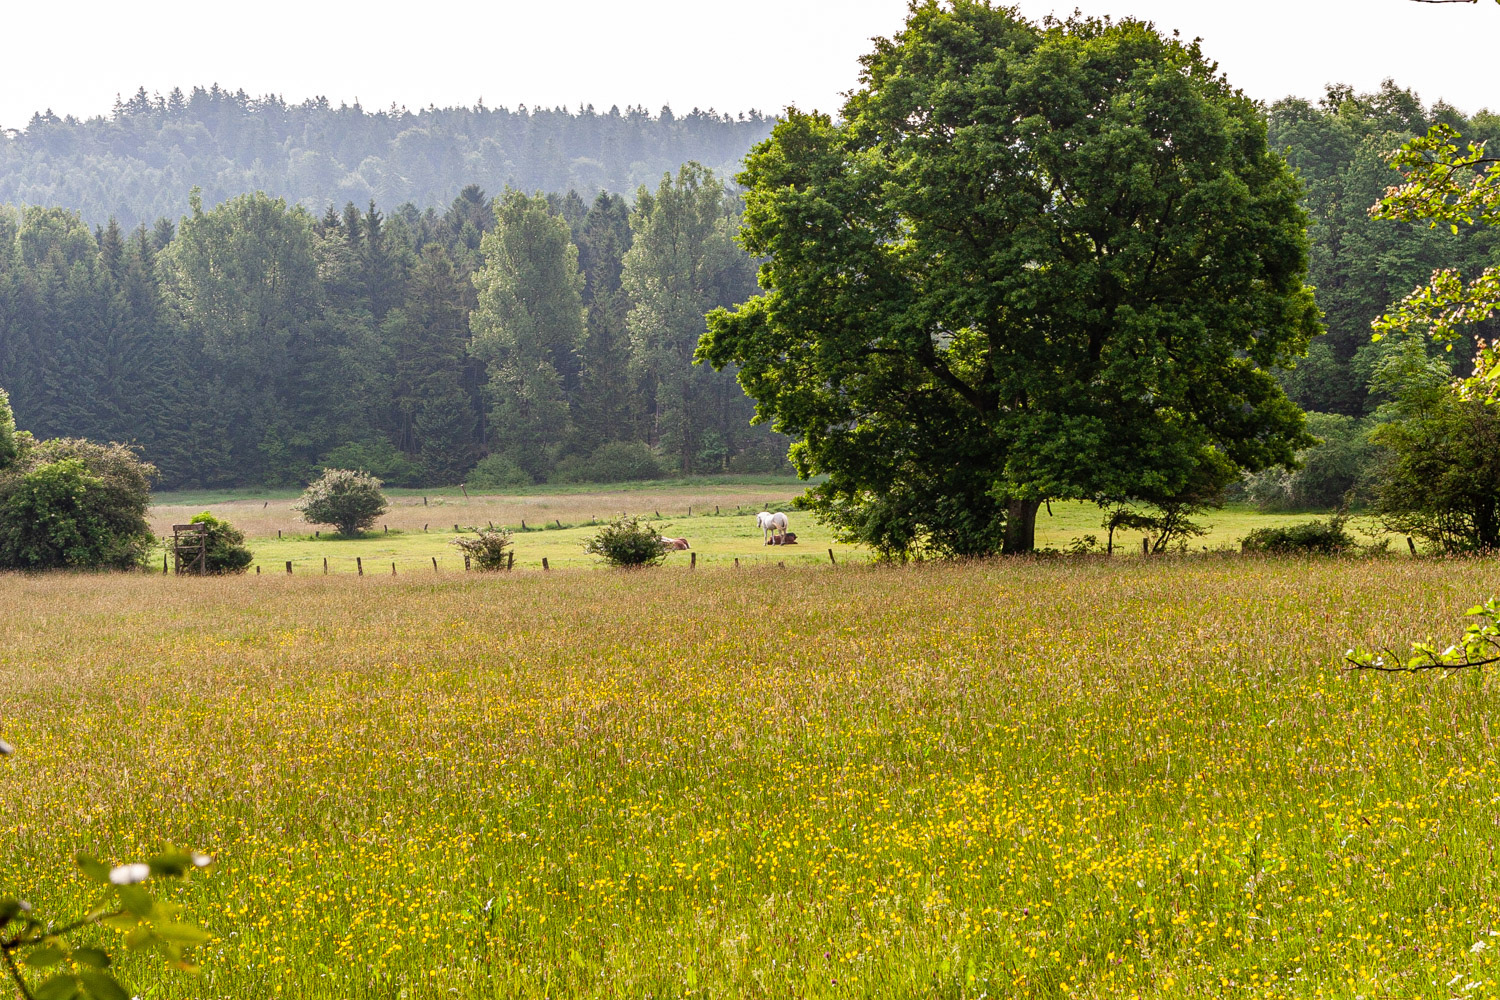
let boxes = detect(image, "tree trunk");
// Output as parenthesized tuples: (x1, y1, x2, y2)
(1002, 499, 1041, 555)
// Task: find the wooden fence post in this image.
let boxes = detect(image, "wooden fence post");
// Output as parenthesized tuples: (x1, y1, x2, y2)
(285, 561, 292, 575)
(734, 558, 739, 569)
(1407, 536, 1417, 556)
(828, 548, 837, 566)
(464, 555, 471, 571)
(543, 557, 550, 571)
(392, 562, 397, 576)
(1142, 538, 1149, 557)
(356, 557, 363, 576)
(690, 552, 697, 569)
(278, 529, 282, 539)
(323, 557, 328, 574)
(163, 551, 168, 574)
(432, 556, 438, 572)
(506, 551, 514, 571)
(256, 566, 261, 575)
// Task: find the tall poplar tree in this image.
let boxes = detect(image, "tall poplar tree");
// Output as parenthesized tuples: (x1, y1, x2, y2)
(623, 164, 758, 473)
(470, 191, 585, 479)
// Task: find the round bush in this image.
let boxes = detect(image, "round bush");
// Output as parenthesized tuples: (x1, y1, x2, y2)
(188, 511, 253, 574)
(295, 468, 388, 536)
(583, 514, 670, 567)
(0, 438, 157, 570)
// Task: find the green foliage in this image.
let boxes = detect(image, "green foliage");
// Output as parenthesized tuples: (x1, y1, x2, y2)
(0, 388, 16, 471)
(451, 528, 514, 571)
(701, 4, 1318, 557)
(583, 514, 670, 567)
(552, 441, 665, 484)
(471, 191, 585, 481)
(294, 468, 389, 536)
(623, 164, 762, 474)
(0, 438, 157, 570)
(1265, 83, 1500, 418)
(1243, 412, 1378, 511)
(319, 440, 419, 488)
(1, 737, 212, 1000)
(1371, 122, 1500, 402)
(188, 511, 253, 574)
(1240, 514, 1356, 554)
(466, 454, 533, 490)
(1367, 347, 1500, 552)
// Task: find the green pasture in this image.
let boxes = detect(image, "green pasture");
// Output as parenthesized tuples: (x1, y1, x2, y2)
(149, 480, 1398, 575)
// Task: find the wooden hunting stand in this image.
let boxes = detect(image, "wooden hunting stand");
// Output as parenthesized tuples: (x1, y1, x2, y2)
(172, 523, 208, 576)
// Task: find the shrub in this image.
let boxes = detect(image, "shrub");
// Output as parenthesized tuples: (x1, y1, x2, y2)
(1240, 514, 1355, 554)
(0, 437, 157, 570)
(553, 442, 665, 484)
(189, 511, 253, 574)
(295, 468, 388, 536)
(452, 528, 514, 571)
(467, 454, 533, 490)
(584, 514, 670, 567)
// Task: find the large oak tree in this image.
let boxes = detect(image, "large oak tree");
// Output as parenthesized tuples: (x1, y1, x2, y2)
(700, 2, 1320, 556)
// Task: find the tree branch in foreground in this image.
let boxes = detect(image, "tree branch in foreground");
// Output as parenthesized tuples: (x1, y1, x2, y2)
(1346, 598, 1500, 672)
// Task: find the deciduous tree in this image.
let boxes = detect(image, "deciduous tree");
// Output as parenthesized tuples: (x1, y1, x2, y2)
(700, 2, 1320, 556)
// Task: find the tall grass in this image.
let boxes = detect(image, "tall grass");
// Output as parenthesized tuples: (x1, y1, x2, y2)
(2, 557, 1497, 997)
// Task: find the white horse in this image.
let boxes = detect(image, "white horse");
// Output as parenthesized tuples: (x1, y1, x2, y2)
(757, 511, 789, 544)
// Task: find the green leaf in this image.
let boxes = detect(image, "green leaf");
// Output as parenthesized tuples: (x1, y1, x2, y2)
(0, 896, 30, 926)
(115, 884, 154, 917)
(147, 852, 192, 879)
(77, 971, 129, 1000)
(1452, 223, 1460, 234)
(33, 974, 81, 1000)
(71, 947, 111, 970)
(23, 944, 68, 968)
(76, 855, 110, 885)
(153, 921, 211, 945)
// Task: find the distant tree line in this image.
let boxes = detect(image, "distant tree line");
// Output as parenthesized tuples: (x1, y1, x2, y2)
(1241, 82, 1500, 518)
(0, 166, 784, 489)
(0, 88, 774, 232)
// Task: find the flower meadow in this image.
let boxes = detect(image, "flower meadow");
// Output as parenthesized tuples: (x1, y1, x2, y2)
(2, 557, 1500, 998)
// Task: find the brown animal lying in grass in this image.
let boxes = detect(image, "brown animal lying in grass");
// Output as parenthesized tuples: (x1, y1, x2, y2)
(658, 536, 691, 551)
(765, 532, 798, 546)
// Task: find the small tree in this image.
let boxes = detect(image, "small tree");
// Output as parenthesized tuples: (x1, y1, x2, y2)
(584, 514, 670, 568)
(190, 511, 253, 573)
(452, 528, 514, 571)
(295, 469, 388, 536)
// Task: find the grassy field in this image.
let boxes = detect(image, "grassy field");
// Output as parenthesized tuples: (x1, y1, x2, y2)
(4, 553, 1500, 997)
(148, 481, 1387, 574)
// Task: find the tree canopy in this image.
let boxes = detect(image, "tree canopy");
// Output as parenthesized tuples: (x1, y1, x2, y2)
(700, 2, 1320, 556)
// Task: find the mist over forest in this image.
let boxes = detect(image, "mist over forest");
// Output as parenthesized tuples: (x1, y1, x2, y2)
(1, 79, 1497, 491)
(0, 86, 774, 230)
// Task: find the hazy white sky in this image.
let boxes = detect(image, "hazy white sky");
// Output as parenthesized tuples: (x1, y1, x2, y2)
(2, 0, 1497, 132)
